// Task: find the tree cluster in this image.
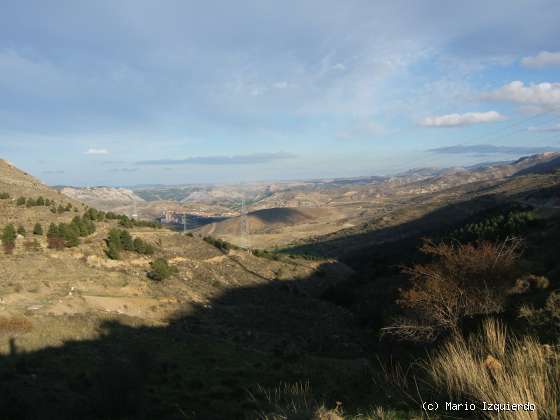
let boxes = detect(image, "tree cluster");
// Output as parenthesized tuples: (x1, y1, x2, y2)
(105, 228, 155, 260)
(46, 216, 96, 249)
(15, 196, 57, 208)
(203, 236, 238, 252)
(83, 208, 161, 229)
(449, 209, 538, 243)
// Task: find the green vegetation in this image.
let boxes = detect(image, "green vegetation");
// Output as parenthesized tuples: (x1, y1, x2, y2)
(448, 207, 539, 243)
(82, 208, 161, 229)
(16, 225, 26, 237)
(1, 224, 16, 254)
(105, 228, 155, 260)
(203, 236, 238, 252)
(117, 214, 161, 229)
(46, 216, 97, 249)
(0, 192, 10, 199)
(33, 223, 43, 236)
(252, 248, 281, 260)
(10, 195, 56, 209)
(147, 257, 178, 281)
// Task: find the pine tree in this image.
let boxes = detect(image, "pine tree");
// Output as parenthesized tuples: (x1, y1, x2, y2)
(120, 230, 134, 251)
(106, 228, 123, 259)
(33, 223, 43, 236)
(2, 224, 17, 254)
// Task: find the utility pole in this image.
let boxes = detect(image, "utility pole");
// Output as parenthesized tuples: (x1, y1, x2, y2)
(182, 213, 187, 233)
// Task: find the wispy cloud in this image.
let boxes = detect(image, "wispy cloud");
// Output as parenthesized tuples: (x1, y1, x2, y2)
(85, 148, 109, 155)
(428, 144, 559, 155)
(521, 51, 560, 68)
(528, 124, 560, 132)
(419, 111, 506, 127)
(109, 167, 139, 173)
(481, 81, 560, 109)
(136, 152, 296, 166)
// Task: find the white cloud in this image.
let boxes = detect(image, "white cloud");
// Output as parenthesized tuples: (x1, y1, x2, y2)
(85, 148, 109, 155)
(419, 111, 507, 127)
(521, 51, 560, 68)
(482, 81, 560, 109)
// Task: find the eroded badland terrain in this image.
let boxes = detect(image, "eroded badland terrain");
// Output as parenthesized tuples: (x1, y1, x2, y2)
(2, 154, 560, 419)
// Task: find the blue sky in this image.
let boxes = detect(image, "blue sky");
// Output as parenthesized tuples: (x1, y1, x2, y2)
(1, 0, 560, 186)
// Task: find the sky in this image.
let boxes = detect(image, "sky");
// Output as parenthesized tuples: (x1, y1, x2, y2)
(1, 0, 560, 186)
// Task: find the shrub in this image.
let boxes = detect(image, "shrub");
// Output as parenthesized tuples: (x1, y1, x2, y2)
(57, 223, 80, 247)
(105, 229, 155, 259)
(1, 224, 17, 254)
(36, 196, 45, 206)
(147, 258, 178, 281)
(16, 225, 26, 236)
(47, 223, 65, 250)
(120, 230, 134, 251)
(16, 197, 26, 206)
(426, 319, 559, 419)
(133, 237, 154, 255)
(203, 236, 237, 252)
(118, 215, 134, 228)
(384, 239, 521, 342)
(33, 223, 43, 236)
(71, 215, 96, 237)
(0, 192, 10, 199)
(106, 228, 123, 259)
(26, 198, 36, 207)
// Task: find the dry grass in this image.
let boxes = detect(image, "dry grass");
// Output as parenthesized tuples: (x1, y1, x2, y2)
(250, 382, 344, 420)
(427, 319, 560, 419)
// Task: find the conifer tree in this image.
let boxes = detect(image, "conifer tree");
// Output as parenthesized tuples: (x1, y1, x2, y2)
(33, 223, 43, 236)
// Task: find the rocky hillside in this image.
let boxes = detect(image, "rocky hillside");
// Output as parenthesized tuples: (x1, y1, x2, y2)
(0, 159, 85, 228)
(60, 186, 145, 210)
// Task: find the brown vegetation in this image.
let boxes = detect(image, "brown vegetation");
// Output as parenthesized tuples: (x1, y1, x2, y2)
(385, 239, 522, 342)
(0, 317, 33, 335)
(427, 319, 560, 419)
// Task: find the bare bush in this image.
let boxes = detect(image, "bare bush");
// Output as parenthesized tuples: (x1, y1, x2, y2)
(384, 239, 521, 342)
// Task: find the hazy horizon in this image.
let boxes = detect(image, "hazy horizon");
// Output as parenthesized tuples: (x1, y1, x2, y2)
(1, 1, 559, 186)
